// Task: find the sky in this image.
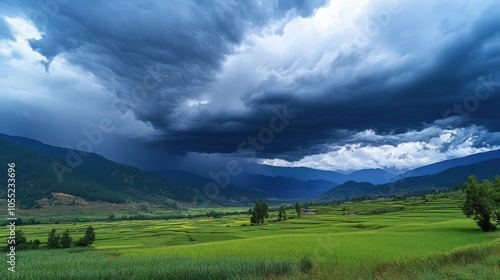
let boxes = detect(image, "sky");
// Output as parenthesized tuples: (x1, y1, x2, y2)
(1, 0, 500, 173)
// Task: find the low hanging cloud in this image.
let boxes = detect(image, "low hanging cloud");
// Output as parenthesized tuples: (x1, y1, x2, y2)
(261, 119, 500, 171)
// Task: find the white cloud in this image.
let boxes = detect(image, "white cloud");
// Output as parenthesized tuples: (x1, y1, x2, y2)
(0, 17, 43, 60)
(180, 0, 375, 115)
(186, 99, 210, 107)
(0, 17, 157, 153)
(200, 0, 496, 113)
(261, 121, 500, 172)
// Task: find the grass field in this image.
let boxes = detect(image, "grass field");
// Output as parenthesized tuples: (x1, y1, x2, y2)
(2, 193, 500, 279)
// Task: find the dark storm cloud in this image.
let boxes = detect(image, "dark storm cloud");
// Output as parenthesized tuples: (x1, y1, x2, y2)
(238, 1, 500, 159)
(5, 0, 500, 163)
(6, 0, 326, 154)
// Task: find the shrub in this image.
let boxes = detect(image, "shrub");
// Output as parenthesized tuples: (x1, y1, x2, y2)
(300, 256, 314, 274)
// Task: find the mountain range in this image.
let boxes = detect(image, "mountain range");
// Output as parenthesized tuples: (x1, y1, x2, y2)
(242, 163, 399, 185)
(399, 149, 500, 178)
(243, 149, 500, 185)
(1, 132, 500, 207)
(0, 133, 261, 208)
(320, 158, 500, 200)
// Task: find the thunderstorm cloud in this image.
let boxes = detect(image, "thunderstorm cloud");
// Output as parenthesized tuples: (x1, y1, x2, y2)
(1, 0, 499, 171)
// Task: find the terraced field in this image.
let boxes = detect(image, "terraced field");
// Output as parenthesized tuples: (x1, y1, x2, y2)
(2, 193, 500, 279)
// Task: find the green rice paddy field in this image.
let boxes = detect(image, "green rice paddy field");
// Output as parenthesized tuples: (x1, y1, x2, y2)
(2, 193, 500, 279)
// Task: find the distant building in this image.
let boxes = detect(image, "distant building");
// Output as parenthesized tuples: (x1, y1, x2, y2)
(302, 209, 315, 215)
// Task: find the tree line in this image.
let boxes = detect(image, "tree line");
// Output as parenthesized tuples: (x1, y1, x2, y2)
(249, 202, 303, 225)
(246, 174, 500, 231)
(4, 226, 95, 251)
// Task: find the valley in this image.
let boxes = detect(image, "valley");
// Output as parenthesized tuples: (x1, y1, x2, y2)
(2, 2, 500, 279)
(2, 192, 499, 279)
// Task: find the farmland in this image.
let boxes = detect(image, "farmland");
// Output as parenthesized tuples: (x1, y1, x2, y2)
(2, 192, 500, 279)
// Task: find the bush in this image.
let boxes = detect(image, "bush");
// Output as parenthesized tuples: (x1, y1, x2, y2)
(300, 256, 314, 274)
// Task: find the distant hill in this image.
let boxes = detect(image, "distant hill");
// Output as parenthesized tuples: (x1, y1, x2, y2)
(243, 163, 397, 184)
(400, 149, 500, 178)
(243, 163, 345, 182)
(230, 172, 339, 199)
(242, 150, 500, 187)
(346, 168, 401, 184)
(4, 132, 499, 206)
(0, 133, 260, 208)
(159, 169, 338, 200)
(319, 158, 500, 200)
(157, 169, 264, 205)
(318, 181, 379, 200)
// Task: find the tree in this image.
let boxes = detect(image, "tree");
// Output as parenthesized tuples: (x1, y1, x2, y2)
(250, 202, 269, 226)
(493, 176, 500, 223)
(250, 211, 259, 225)
(278, 206, 287, 221)
(461, 175, 498, 232)
(32, 239, 41, 249)
(60, 229, 73, 248)
(342, 206, 349, 215)
(295, 202, 302, 218)
(4, 230, 27, 251)
(76, 226, 96, 247)
(17, 229, 27, 242)
(4, 230, 42, 251)
(47, 229, 61, 249)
